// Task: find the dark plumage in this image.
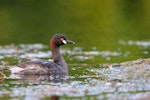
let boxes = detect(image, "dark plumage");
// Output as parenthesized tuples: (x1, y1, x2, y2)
(10, 34, 75, 75)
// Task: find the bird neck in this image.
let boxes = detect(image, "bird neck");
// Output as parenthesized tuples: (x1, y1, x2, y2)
(50, 40, 67, 68)
(52, 47, 61, 62)
(51, 47, 68, 74)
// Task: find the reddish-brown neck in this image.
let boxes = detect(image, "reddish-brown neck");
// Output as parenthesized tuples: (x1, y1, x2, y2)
(50, 39, 62, 63)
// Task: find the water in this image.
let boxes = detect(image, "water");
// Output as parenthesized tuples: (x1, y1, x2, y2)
(0, 43, 149, 100)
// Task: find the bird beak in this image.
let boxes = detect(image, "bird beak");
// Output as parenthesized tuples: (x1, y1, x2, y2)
(66, 40, 75, 44)
(61, 38, 75, 44)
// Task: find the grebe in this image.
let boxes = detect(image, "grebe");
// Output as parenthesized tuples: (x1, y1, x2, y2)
(10, 34, 75, 75)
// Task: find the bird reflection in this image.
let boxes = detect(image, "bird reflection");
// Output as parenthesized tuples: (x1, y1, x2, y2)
(10, 73, 67, 83)
(10, 73, 67, 100)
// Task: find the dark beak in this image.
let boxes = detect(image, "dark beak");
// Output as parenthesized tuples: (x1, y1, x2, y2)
(66, 40, 75, 44)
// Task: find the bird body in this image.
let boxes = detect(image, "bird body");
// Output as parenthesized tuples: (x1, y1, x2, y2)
(10, 34, 74, 75)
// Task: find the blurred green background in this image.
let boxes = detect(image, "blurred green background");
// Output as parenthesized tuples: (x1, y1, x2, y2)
(0, 1, 150, 99)
(0, 0, 150, 56)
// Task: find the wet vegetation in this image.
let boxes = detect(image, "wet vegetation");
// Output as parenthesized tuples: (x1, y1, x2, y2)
(0, 42, 149, 100)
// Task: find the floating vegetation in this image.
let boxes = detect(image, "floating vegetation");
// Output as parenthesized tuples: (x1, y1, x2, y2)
(0, 71, 5, 82)
(119, 40, 150, 48)
(0, 43, 149, 99)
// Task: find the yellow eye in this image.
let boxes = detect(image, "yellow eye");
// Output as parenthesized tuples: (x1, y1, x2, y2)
(61, 38, 67, 44)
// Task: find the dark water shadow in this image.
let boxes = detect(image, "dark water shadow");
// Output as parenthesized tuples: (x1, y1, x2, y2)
(50, 95, 60, 100)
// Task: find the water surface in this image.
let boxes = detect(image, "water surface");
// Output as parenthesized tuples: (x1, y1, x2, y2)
(0, 43, 149, 100)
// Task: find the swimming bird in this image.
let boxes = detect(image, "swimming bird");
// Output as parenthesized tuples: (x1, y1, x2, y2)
(10, 34, 75, 75)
